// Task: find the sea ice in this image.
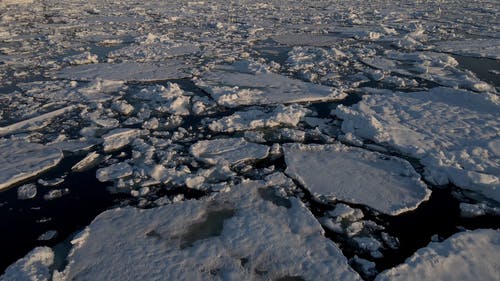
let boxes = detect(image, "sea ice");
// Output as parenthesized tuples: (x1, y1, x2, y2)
(102, 128, 144, 152)
(0, 247, 54, 281)
(195, 61, 344, 107)
(0, 140, 63, 191)
(190, 137, 269, 165)
(433, 39, 500, 60)
(335, 87, 500, 203)
(283, 143, 431, 215)
(55, 61, 189, 82)
(208, 104, 309, 133)
(375, 229, 500, 281)
(17, 184, 37, 200)
(96, 162, 134, 182)
(53, 181, 361, 280)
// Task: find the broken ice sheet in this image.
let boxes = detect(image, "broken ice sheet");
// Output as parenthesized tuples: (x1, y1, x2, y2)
(0, 140, 63, 191)
(54, 61, 190, 82)
(52, 181, 361, 280)
(335, 87, 500, 203)
(376, 229, 500, 281)
(195, 61, 345, 107)
(190, 137, 269, 165)
(283, 143, 431, 215)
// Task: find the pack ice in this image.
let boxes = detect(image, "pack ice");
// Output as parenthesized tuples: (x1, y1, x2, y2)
(335, 87, 500, 203)
(283, 143, 431, 215)
(52, 181, 361, 281)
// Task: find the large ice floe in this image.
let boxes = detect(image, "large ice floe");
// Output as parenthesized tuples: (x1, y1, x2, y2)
(55, 61, 189, 82)
(283, 143, 431, 215)
(52, 181, 361, 280)
(376, 229, 500, 281)
(335, 87, 500, 203)
(195, 61, 345, 107)
(0, 247, 54, 281)
(0, 140, 63, 191)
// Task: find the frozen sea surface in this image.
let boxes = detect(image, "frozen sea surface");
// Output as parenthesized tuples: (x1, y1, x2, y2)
(0, 0, 499, 279)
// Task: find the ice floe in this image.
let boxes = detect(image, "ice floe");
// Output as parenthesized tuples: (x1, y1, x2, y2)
(190, 137, 269, 165)
(433, 39, 500, 60)
(283, 143, 431, 215)
(376, 229, 500, 281)
(55, 61, 189, 82)
(335, 87, 500, 202)
(0, 247, 54, 281)
(196, 61, 344, 107)
(53, 181, 361, 280)
(209, 104, 309, 133)
(0, 140, 63, 191)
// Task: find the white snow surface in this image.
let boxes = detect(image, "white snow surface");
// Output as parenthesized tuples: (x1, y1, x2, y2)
(55, 61, 189, 82)
(54, 181, 361, 281)
(0, 140, 63, 191)
(375, 229, 500, 281)
(335, 87, 500, 202)
(190, 137, 269, 165)
(0, 247, 54, 281)
(196, 61, 344, 107)
(283, 143, 431, 215)
(209, 104, 309, 133)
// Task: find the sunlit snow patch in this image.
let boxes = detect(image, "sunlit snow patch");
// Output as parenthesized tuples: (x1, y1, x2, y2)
(0, 140, 63, 191)
(195, 61, 344, 107)
(335, 87, 500, 203)
(375, 229, 500, 281)
(283, 143, 431, 215)
(53, 181, 361, 280)
(55, 61, 189, 82)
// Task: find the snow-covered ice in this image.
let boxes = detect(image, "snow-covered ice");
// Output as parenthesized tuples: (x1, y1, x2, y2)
(55, 61, 189, 82)
(335, 87, 500, 203)
(53, 181, 361, 280)
(0, 140, 63, 191)
(190, 137, 269, 165)
(209, 104, 309, 133)
(196, 61, 345, 107)
(0, 247, 54, 281)
(283, 143, 431, 215)
(376, 229, 500, 281)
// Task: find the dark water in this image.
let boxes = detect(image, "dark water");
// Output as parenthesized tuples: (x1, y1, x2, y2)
(453, 55, 500, 87)
(0, 154, 120, 273)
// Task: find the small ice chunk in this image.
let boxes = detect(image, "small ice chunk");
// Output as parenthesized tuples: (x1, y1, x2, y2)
(354, 236, 383, 258)
(1, 247, 54, 281)
(351, 256, 378, 277)
(284, 143, 431, 215)
(190, 138, 269, 165)
(459, 203, 486, 218)
(96, 162, 133, 182)
(17, 184, 37, 200)
(63, 52, 98, 65)
(37, 230, 58, 241)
